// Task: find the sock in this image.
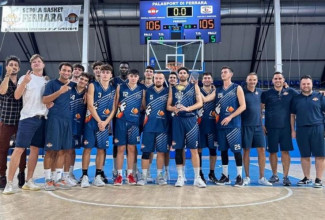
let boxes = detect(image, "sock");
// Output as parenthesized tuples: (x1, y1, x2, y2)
(165, 166, 169, 172)
(51, 171, 55, 181)
(194, 167, 200, 179)
(222, 165, 228, 177)
(113, 158, 117, 171)
(157, 169, 162, 176)
(236, 166, 242, 177)
(177, 166, 183, 178)
(62, 172, 69, 179)
(82, 169, 88, 177)
(127, 169, 133, 176)
(118, 169, 122, 176)
(182, 166, 186, 178)
(44, 169, 51, 180)
(96, 169, 102, 176)
(210, 169, 214, 175)
(56, 169, 63, 182)
(69, 166, 74, 175)
(142, 169, 148, 179)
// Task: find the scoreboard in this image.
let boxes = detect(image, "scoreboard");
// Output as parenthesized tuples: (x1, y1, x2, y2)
(140, 0, 221, 44)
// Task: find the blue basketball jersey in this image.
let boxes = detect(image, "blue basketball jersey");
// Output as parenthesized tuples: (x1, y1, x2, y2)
(70, 85, 87, 136)
(112, 77, 128, 86)
(171, 83, 196, 117)
(116, 83, 143, 124)
(215, 83, 241, 129)
(198, 87, 216, 133)
(143, 86, 169, 133)
(85, 81, 116, 127)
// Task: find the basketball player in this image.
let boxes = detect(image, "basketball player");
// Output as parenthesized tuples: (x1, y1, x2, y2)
(81, 64, 116, 187)
(291, 75, 325, 188)
(261, 72, 298, 186)
(137, 72, 169, 186)
(71, 63, 85, 83)
(242, 73, 272, 186)
(114, 69, 144, 185)
(92, 61, 103, 82)
(198, 72, 218, 184)
(167, 67, 206, 188)
(202, 66, 246, 187)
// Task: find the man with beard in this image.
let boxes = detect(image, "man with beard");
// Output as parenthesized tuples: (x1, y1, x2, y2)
(0, 56, 26, 189)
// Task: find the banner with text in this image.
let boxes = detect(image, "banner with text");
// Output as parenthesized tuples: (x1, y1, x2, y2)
(1, 5, 81, 32)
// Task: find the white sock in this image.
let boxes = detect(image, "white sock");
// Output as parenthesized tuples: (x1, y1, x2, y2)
(51, 171, 55, 181)
(222, 165, 228, 176)
(236, 166, 242, 177)
(69, 166, 74, 175)
(157, 169, 162, 176)
(44, 169, 51, 180)
(62, 172, 69, 179)
(193, 167, 200, 179)
(127, 169, 133, 176)
(177, 166, 183, 178)
(56, 169, 63, 182)
(118, 169, 122, 176)
(142, 169, 148, 179)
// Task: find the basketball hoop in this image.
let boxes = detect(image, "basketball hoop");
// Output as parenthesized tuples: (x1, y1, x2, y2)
(166, 62, 183, 72)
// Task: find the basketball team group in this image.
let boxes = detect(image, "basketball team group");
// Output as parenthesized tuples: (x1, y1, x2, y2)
(0, 53, 324, 195)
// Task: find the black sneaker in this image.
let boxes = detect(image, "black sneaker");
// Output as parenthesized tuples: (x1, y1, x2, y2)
(199, 171, 206, 184)
(208, 172, 218, 184)
(17, 172, 25, 188)
(297, 177, 312, 186)
(101, 171, 109, 184)
(283, 176, 291, 186)
(216, 174, 231, 185)
(234, 175, 243, 187)
(314, 178, 323, 188)
(0, 176, 7, 189)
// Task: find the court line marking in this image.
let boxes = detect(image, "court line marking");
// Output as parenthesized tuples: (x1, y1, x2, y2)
(47, 187, 293, 210)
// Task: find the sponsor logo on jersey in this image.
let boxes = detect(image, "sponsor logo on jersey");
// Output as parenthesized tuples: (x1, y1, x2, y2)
(313, 97, 319, 101)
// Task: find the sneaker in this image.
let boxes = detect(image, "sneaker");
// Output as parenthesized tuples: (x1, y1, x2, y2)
(55, 179, 71, 190)
(69, 173, 78, 184)
(22, 179, 41, 191)
(269, 175, 280, 183)
(175, 176, 184, 187)
(0, 176, 7, 189)
(126, 174, 136, 185)
(156, 173, 167, 185)
(66, 176, 78, 187)
(216, 174, 231, 185)
(100, 171, 109, 184)
(2, 181, 16, 195)
(112, 170, 118, 180)
(114, 174, 123, 186)
(208, 173, 218, 184)
(44, 179, 56, 191)
(297, 177, 312, 186)
(17, 172, 25, 188)
(93, 175, 105, 187)
(146, 171, 153, 183)
(137, 178, 147, 186)
(283, 176, 291, 186)
(258, 177, 273, 186)
(313, 178, 323, 188)
(80, 175, 90, 188)
(243, 177, 251, 186)
(200, 171, 206, 184)
(194, 177, 207, 188)
(234, 175, 244, 187)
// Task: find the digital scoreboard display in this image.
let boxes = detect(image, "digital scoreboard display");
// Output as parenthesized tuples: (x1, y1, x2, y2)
(140, 0, 221, 44)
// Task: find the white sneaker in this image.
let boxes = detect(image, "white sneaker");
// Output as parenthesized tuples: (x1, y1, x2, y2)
(81, 175, 90, 188)
(156, 173, 167, 185)
(258, 177, 273, 186)
(175, 176, 185, 187)
(93, 175, 105, 187)
(64, 176, 77, 187)
(147, 171, 154, 183)
(2, 181, 16, 195)
(22, 179, 41, 191)
(69, 173, 78, 184)
(137, 178, 147, 186)
(243, 177, 251, 186)
(194, 177, 207, 188)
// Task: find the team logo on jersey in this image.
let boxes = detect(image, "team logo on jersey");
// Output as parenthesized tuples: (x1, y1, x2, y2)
(218, 93, 223, 98)
(131, 108, 139, 115)
(84, 110, 92, 123)
(150, 94, 154, 100)
(103, 109, 110, 115)
(255, 91, 259, 95)
(75, 113, 81, 119)
(123, 92, 128, 97)
(313, 97, 319, 101)
(283, 92, 289, 96)
(157, 110, 165, 116)
(116, 102, 126, 118)
(210, 110, 216, 117)
(226, 106, 235, 113)
(70, 95, 75, 100)
(84, 140, 89, 145)
(46, 143, 53, 148)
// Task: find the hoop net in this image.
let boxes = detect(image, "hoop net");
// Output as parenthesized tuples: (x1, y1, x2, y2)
(166, 62, 183, 72)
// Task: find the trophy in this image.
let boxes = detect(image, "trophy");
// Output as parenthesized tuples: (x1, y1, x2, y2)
(175, 84, 185, 109)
